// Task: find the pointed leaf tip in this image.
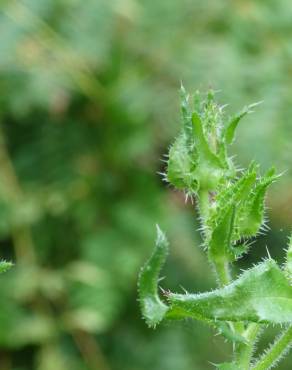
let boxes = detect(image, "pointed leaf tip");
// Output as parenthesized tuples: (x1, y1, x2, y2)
(192, 112, 222, 167)
(180, 81, 185, 91)
(225, 101, 262, 145)
(155, 224, 167, 246)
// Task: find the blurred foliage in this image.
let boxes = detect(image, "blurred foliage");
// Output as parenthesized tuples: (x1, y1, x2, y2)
(0, 0, 292, 369)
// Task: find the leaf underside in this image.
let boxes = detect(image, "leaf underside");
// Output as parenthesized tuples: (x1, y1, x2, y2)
(138, 226, 169, 328)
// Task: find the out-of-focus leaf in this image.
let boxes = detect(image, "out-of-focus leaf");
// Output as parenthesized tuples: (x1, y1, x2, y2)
(216, 363, 237, 369)
(0, 260, 13, 273)
(0, 299, 56, 348)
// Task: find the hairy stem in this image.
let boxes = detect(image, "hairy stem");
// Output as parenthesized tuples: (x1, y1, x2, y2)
(198, 189, 210, 222)
(235, 323, 261, 369)
(198, 190, 231, 287)
(198, 190, 246, 351)
(252, 325, 292, 370)
(214, 259, 231, 286)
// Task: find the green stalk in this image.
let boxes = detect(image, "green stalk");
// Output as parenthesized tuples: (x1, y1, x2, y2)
(199, 190, 246, 352)
(235, 323, 261, 369)
(198, 189, 210, 222)
(214, 259, 231, 286)
(198, 190, 231, 287)
(252, 326, 292, 370)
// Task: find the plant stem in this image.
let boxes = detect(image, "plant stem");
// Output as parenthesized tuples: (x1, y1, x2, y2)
(235, 323, 261, 369)
(198, 189, 210, 222)
(198, 190, 231, 287)
(198, 189, 256, 367)
(252, 325, 292, 370)
(210, 225, 261, 369)
(214, 259, 231, 286)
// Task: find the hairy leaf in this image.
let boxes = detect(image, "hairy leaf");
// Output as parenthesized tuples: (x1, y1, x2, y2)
(180, 83, 192, 142)
(236, 167, 278, 238)
(138, 226, 169, 328)
(224, 102, 262, 145)
(215, 322, 247, 344)
(167, 260, 292, 324)
(209, 163, 257, 229)
(192, 112, 222, 168)
(207, 165, 257, 261)
(206, 164, 277, 262)
(208, 205, 236, 262)
(167, 134, 198, 192)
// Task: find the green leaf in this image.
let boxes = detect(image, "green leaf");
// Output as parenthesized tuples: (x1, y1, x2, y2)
(208, 205, 236, 262)
(236, 167, 278, 238)
(167, 90, 240, 194)
(224, 102, 262, 145)
(206, 163, 277, 260)
(180, 83, 192, 141)
(215, 322, 247, 344)
(0, 261, 13, 274)
(167, 134, 198, 192)
(138, 225, 169, 328)
(192, 112, 222, 168)
(210, 163, 257, 228)
(167, 259, 292, 324)
(207, 164, 258, 260)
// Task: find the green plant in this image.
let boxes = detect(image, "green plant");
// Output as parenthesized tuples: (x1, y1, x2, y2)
(138, 86, 292, 369)
(0, 261, 12, 274)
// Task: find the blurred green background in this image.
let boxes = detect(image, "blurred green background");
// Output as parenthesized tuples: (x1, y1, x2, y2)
(1, 0, 292, 369)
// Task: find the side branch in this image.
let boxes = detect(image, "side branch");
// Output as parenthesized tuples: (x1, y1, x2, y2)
(252, 325, 292, 370)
